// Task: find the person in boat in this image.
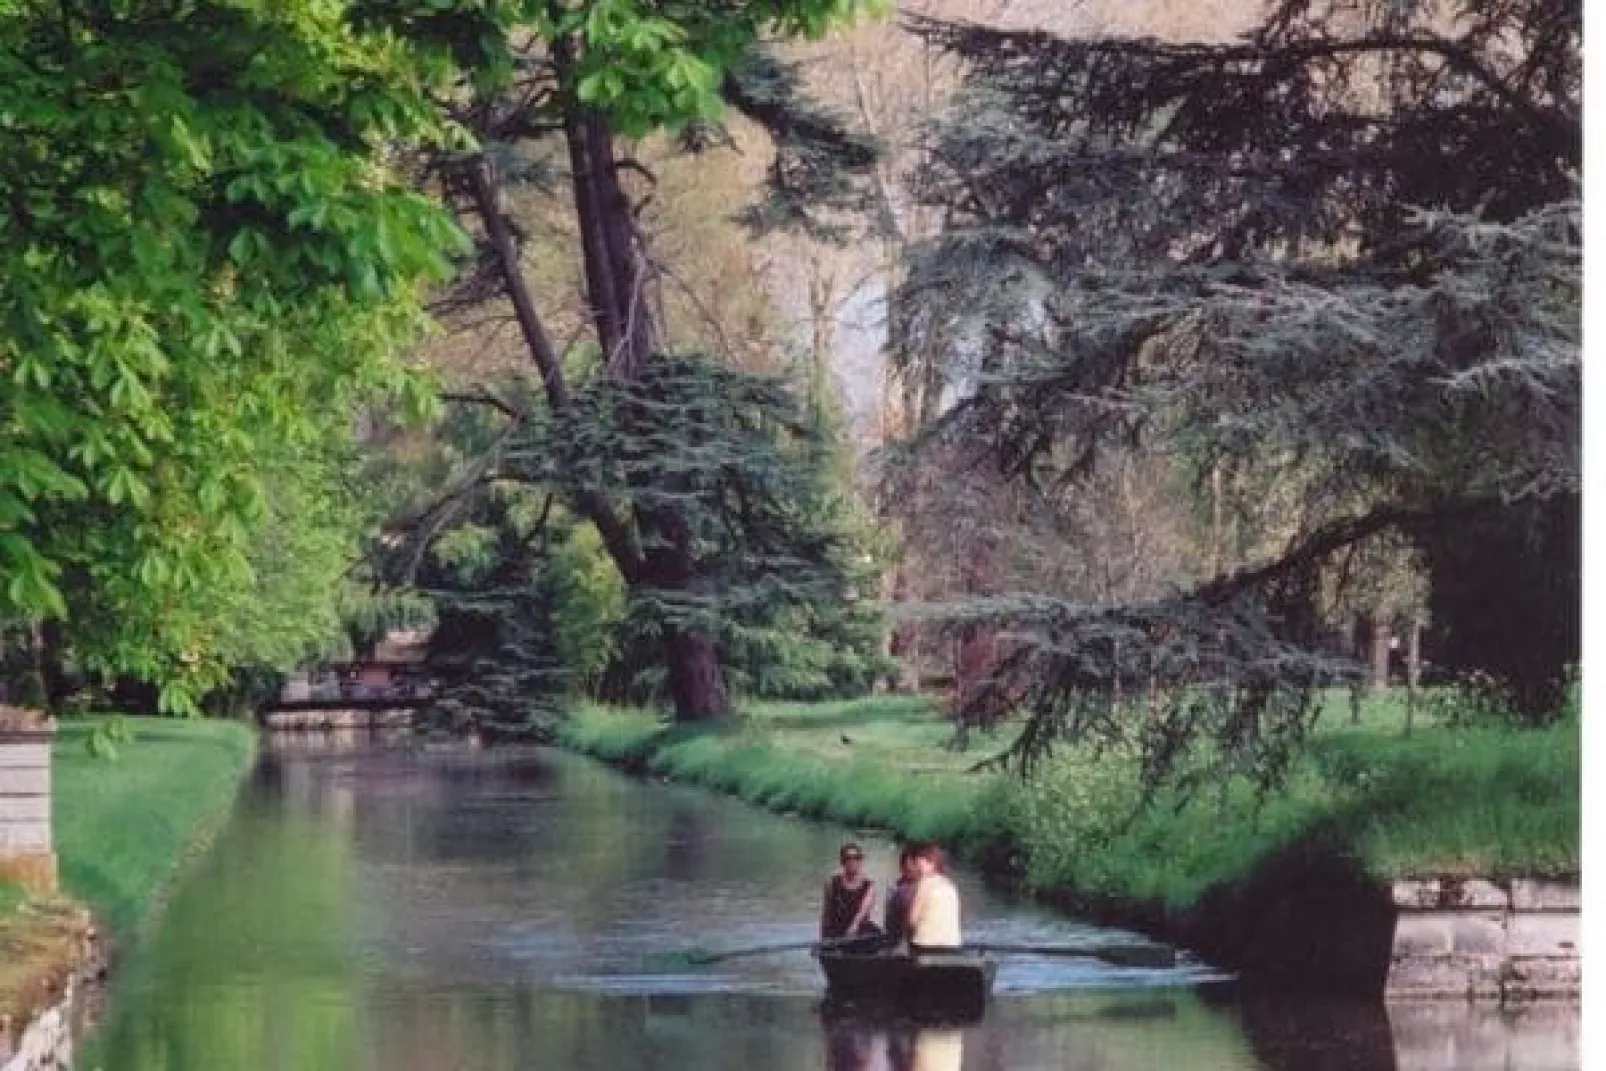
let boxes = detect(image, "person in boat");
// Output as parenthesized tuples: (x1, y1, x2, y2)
(882, 845, 919, 948)
(906, 842, 962, 952)
(820, 842, 882, 946)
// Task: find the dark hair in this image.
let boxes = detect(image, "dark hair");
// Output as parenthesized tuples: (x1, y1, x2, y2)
(911, 842, 947, 871)
(839, 842, 864, 863)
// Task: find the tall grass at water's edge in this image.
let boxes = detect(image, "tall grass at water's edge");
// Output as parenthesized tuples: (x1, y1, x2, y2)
(559, 694, 1579, 915)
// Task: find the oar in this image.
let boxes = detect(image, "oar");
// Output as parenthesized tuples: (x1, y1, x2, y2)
(966, 942, 1177, 969)
(656, 937, 857, 968)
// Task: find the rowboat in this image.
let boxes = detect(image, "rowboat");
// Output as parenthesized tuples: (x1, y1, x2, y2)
(815, 948, 997, 1019)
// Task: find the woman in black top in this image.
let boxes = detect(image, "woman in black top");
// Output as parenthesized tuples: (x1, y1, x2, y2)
(883, 846, 919, 947)
(820, 842, 881, 943)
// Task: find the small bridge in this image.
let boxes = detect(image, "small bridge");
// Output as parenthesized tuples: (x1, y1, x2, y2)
(264, 651, 436, 730)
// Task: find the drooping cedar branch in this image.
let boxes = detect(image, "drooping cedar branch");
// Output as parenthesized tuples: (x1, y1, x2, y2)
(890, 0, 1579, 781)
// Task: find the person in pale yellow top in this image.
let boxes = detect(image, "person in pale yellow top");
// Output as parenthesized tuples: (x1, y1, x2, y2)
(906, 842, 962, 951)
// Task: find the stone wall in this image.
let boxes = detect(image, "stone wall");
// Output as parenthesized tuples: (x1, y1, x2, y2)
(0, 984, 74, 1071)
(1387, 879, 1580, 1000)
(260, 708, 415, 732)
(0, 709, 55, 894)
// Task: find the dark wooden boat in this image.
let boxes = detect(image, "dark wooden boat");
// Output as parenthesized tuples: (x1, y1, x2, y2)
(815, 948, 997, 1018)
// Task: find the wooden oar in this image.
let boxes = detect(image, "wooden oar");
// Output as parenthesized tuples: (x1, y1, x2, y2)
(966, 942, 1177, 969)
(661, 939, 1176, 969)
(661, 937, 858, 967)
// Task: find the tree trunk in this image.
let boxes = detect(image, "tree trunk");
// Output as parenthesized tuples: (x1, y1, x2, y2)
(564, 109, 658, 378)
(1209, 463, 1224, 577)
(474, 74, 728, 725)
(664, 627, 731, 722)
(1369, 615, 1391, 695)
(885, 564, 920, 693)
(466, 158, 643, 578)
(38, 619, 70, 714)
(1405, 616, 1423, 735)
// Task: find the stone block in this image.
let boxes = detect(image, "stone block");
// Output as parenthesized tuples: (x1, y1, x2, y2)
(0, 823, 50, 852)
(0, 743, 49, 769)
(0, 796, 50, 823)
(1506, 912, 1579, 957)
(1391, 916, 1454, 956)
(1448, 914, 1508, 955)
(1386, 952, 1504, 998)
(1392, 879, 1443, 909)
(1509, 879, 1581, 913)
(1445, 879, 1510, 909)
(0, 767, 49, 795)
(1391, 878, 1509, 911)
(1501, 954, 1582, 999)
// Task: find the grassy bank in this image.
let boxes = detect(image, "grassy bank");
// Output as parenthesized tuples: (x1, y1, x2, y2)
(558, 694, 1579, 917)
(2, 716, 256, 1027)
(53, 716, 259, 938)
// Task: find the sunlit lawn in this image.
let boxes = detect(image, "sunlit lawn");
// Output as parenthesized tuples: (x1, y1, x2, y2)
(54, 716, 257, 937)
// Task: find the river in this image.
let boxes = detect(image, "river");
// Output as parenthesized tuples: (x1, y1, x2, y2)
(76, 735, 1579, 1070)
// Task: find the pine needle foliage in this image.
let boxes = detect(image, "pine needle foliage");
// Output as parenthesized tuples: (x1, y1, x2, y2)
(894, 0, 1580, 787)
(404, 356, 890, 729)
(531, 355, 891, 702)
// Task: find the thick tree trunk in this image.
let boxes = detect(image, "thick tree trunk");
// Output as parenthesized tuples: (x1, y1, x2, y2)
(664, 627, 730, 722)
(467, 158, 643, 578)
(474, 74, 728, 724)
(38, 619, 70, 713)
(564, 109, 658, 377)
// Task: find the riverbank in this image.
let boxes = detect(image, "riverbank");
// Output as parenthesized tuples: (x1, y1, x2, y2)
(558, 695, 1578, 996)
(1, 716, 257, 1050)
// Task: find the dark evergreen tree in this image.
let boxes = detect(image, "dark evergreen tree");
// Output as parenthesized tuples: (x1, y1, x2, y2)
(378, 1, 879, 721)
(397, 357, 889, 727)
(893, 0, 1579, 779)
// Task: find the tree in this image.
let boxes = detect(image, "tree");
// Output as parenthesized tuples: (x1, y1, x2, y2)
(893, 0, 1579, 781)
(399, 353, 890, 728)
(0, 0, 463, 710)
(391, 0, 880, 720)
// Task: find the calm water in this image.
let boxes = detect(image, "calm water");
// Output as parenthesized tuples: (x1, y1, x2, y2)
(77, 735, 1579, 1070)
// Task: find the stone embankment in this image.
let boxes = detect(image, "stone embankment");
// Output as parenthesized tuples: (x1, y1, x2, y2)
(1387, 878, 1579, 1000)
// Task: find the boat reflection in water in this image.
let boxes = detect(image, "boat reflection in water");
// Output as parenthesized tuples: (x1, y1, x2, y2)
(822, 1014, 963, 1071)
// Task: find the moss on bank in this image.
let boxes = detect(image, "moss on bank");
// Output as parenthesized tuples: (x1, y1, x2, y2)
(559, 695, 1579, 918)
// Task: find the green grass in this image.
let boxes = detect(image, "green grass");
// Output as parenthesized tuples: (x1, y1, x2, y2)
(53, 716, 258, 938)
(560, 692, 1579, 916)
(560, 698, 989, 846)
(0, 880, 23, 918)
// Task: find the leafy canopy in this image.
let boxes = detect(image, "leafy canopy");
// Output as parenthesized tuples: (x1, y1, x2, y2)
(0, 0, 467, 707)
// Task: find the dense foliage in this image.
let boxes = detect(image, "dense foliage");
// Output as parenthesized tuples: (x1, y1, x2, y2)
(401, 356, 890, 731)
(893, 0, 1579, 782)
(384, 0, 882, 719)
(0, 0, 463, 710)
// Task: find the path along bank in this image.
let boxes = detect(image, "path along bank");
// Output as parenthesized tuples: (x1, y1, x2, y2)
(2, 715, 257, 1066)
(558, 695, 1579, 1002)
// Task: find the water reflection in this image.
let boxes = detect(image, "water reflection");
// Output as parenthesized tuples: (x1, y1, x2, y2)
(823, 1017, 963, 1071)
(75, 737, 1579, 1070)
